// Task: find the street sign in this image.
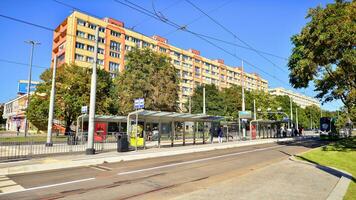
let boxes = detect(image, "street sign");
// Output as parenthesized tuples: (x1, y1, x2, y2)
(239, 111, 252, 119)
(134, 98, 144, 109)
(81, 106, 88, 114)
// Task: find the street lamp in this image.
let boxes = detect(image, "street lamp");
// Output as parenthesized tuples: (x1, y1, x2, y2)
(24, 40, 40, 137)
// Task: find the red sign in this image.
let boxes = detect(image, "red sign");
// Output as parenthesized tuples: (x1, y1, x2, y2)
(94, 122, 107, 142)
(251, 125, 257, 140)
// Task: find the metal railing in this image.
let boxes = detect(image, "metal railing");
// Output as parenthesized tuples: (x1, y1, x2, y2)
(0, 133, 118, 162)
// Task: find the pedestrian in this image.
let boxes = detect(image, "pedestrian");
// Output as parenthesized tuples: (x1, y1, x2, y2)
(218, 126, 223, 143)
(209, 127, 214, 144)
(16, 124, 21, 136)
(298, 126, 303, 136)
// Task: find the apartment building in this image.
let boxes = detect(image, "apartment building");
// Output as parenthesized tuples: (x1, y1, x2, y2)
(52, 11, 268, 109)
(269, 87, 320, 108)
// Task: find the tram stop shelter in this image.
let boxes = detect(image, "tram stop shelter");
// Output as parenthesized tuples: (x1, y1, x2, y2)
(249, 119, 290, 139)
(77, 109, 223, 149)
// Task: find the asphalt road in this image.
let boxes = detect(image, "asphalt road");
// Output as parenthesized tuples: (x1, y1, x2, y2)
(0, 139, 326, 200)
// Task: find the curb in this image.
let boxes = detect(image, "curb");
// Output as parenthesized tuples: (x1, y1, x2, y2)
(0, 137, 309, 176)
(289, 156, 352, 200)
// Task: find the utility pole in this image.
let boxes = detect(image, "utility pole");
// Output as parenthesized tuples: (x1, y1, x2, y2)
(24, 40, 40, 137)
(289, 97, 293, 129)
(86, 26, 99, 155)
(203, 85, 206, 114)
(46, 56, 57, 146)
(296, 108, 299, 131)
(241, 60, 246, 138)
(253, 99, 256, 120)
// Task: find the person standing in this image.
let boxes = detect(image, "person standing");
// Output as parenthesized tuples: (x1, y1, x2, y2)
(218, 126, 223, 143)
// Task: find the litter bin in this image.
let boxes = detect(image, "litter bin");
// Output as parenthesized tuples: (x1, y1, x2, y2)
(117, 133, 129, 152)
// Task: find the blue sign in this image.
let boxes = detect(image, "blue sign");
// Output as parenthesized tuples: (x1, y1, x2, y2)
(134, 98, 144, 109)
(18, 82, 38, 94)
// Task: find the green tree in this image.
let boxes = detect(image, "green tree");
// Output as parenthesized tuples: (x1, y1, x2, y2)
(115, 48, 179, 114)
(27, 63, 115, 132)
(288, 0, 356, 119)
(188, 84, 225, 116)
(0, 104, 5, 126)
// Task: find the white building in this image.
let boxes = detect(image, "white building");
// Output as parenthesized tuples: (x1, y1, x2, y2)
(269, 87, 320, 108)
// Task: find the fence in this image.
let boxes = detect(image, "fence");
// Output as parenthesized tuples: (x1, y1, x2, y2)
(0, 134, 117, 162)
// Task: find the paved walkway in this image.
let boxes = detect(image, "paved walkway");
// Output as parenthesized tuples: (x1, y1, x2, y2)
(173, 159, 339, 200)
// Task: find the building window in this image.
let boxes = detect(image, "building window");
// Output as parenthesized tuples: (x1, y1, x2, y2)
(97, 59, 104, 65)
(110, 73, 117, 79)
(97, 48, 104, 54)
(76, 30, 85, 38)
(75, 42, 85, 49)
(174, 60, 180, 65)
(98, 37, 105, 43)
(87, 45, 94, 52)
(110, 51, 120, 58)
(131, 37, 140, 45)
(88, 23, 97, 30)
(99, 26, 105, 32)
(142, 41, 150, 48)
(109, 62, 119, 72)
(77, 19, 86, 26)
(125, 35, 130, 41)
(110, 41, 120, 51)
(86, 56, 94, 63)
(159, 47, 166, 53)
(88, 34, 95, 41)
(75, 54, 84, 61)
(110, 30, 120, 37)
(125, 45, 131, 51)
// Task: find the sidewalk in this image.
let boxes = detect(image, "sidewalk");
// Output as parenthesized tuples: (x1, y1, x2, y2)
(0, 137, 311, 176)
(173, 159, 340, 200)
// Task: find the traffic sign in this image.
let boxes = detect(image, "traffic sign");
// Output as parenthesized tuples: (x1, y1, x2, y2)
(81, 106, 88, 114)
(134, 98, 144, 109)
(239, 111, 252, 119)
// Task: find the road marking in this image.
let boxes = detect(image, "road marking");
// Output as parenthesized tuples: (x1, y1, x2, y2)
(0, 175, 25, 194)
(0, 177, 95, 196)
(118, 145, 282, 176)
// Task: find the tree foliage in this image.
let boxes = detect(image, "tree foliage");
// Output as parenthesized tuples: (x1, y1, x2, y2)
(115, 47, 179, 114)
(27, 63, 115, 131)
(188, 85, 327, 129)
(0, 104, 5, 125)
(288, 0, 356, 116)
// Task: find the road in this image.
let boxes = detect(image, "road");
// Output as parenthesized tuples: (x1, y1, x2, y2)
(0, 139, 327, 200)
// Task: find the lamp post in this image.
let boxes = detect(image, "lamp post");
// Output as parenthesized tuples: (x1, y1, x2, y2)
(46, 56, 57, 146)
(24, 40, 40, 137)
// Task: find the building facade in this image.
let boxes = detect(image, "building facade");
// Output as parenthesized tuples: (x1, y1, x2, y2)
(52, 11, 268, 109)
(2, 94, 28, 131)
(269, 87, 320, 108)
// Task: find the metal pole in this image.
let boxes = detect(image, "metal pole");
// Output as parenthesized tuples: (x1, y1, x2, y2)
(296, 108, 299, 131)
(241, 60, 246, 139)
(253, 99, 256, 120)
(203, 86, 206, 114)
(46, 56, 57, 147)
(289, 97, 293, 129)
(86, 26, 99, 155)
(24, 40, 40, 137)
(135, 111, 138, 151)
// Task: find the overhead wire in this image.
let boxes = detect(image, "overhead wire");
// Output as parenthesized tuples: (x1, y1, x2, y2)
(184, 0, 289, 73)
(0, 1, 287, 87)
(114, 0, 287, 86)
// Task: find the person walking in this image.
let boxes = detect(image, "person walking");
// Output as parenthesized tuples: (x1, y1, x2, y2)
(218, 126, 223, 143)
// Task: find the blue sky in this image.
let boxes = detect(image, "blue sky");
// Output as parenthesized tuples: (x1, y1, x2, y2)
(0, 0, 341, 111)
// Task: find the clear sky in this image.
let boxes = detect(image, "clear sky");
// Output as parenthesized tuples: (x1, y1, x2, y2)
(0, 0, 341, 111)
